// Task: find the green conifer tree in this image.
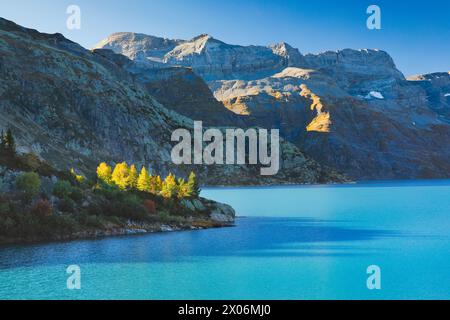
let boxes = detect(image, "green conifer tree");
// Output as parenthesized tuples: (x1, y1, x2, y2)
(0, 130, 6, 154)
(3, 129, 15, 156)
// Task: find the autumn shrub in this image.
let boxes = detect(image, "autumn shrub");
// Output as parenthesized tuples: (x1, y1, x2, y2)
(143, 199, 157, 215)
(31, 199, 52, 217)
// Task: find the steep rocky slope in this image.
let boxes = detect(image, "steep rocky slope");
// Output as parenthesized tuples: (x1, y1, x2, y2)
(97, 31, 450, 180)
(0, 18, 183, 175)
(211, 68, 450, 179)
(0, 18, 345, 185)
(213, 68, 450, 179)
(407, 72, 450, 119)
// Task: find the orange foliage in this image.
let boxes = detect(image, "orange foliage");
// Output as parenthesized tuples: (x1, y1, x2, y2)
(32, 199, 53, 217)
(143, 199, 157, 215)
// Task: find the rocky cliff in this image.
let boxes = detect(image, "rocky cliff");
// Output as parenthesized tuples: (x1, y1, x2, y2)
(97, 31, 450, 180)
(96, 33, 290, 81)
(0, 18, 345, 185)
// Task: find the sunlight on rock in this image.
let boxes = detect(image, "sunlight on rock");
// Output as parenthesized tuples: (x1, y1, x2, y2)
(300, 85, 331, 133)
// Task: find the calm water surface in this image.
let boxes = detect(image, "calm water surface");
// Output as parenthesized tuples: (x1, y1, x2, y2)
(0, 180, 449, 299)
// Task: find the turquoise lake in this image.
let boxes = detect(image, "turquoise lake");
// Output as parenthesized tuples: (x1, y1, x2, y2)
(0, 180, 449, 300)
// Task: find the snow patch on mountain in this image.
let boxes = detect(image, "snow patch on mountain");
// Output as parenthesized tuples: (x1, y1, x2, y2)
(365, 91, 384, 99)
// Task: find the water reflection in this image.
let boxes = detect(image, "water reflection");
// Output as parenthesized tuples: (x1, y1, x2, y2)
(0, 217, 403, 270)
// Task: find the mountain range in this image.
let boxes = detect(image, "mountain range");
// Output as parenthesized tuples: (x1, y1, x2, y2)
(0, 18, 344, 185)
(1, 17, 449, 185)
(96, 31, 450, 180)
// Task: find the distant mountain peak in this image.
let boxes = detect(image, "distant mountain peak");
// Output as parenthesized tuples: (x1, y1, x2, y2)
(191, 33, 213, 41)
(270, 41, 294, 49)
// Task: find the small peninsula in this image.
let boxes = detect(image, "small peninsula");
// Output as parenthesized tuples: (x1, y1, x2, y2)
(0, 131, 235, 245)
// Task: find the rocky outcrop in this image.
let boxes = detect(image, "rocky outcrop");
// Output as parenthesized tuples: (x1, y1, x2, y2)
(162, 34, 287, 81)
(120, 60, 245, 126)
(269, 42, 305, 66)
(95, 32, 183, 66)
(407, 72, 450, 119)
(181, 198, 235, 224)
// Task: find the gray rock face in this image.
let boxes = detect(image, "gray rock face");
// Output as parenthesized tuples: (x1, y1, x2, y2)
(116, 57, 245, 127)
(304, 49, 403, 76)
(96, 33, 296, 81)
(95, 32, 183, 65)
(202, 198, 235, 223)
(0, 167, 20, 192)
(270, 42, 306, 67)
(180, 197, 235, 224)
(407, 72, 450, 119)
(0, 18, 184, 175)
(162, 35, 287, 81)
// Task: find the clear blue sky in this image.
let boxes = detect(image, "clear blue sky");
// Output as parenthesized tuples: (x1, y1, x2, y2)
(1, 0, 448, 76)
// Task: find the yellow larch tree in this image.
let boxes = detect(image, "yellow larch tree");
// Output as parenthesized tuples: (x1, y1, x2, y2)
(161, 173, 178, 199)
(177, 177, 189, 199)
(137, 167, 152, 192)
(150, 175, 163, 195)
(97, 162, 112, 185)
(111, 162, 131, 190)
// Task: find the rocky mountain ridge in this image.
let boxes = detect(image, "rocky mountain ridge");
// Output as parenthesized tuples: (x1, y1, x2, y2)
(96, 32, 402, 82)
(97, 31, 450, 180)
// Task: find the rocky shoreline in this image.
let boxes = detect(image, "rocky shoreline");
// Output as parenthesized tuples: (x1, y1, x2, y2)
(0, 217, 234, 246)
(0, 197, 236, 246)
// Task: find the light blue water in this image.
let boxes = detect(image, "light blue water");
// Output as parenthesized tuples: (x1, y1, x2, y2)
(0, 180, 449, 300)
